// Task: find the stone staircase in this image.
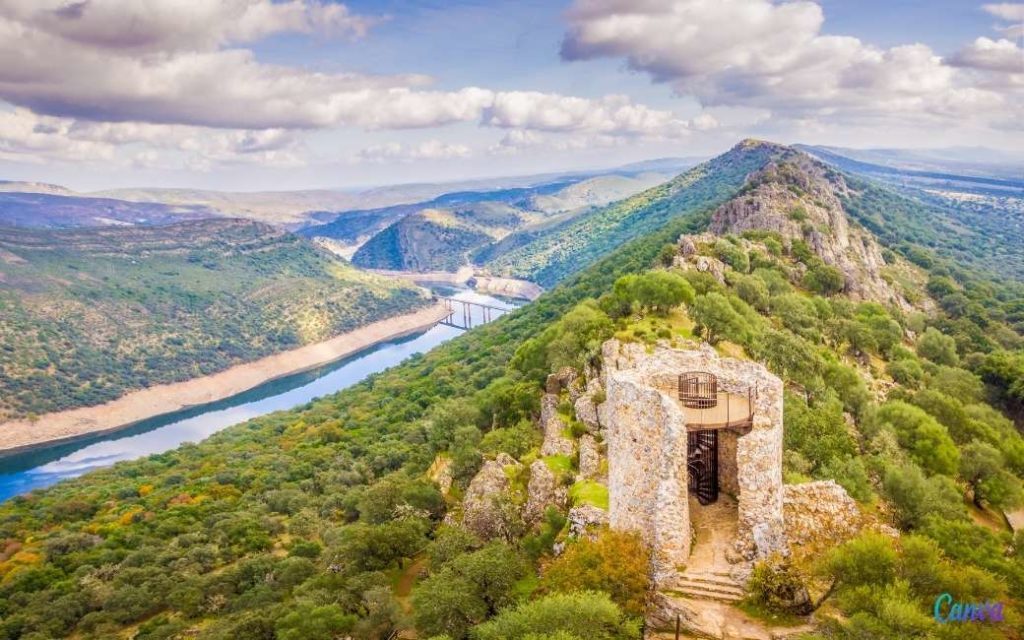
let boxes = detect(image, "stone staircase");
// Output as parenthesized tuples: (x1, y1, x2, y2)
(669, 570, 745, 604)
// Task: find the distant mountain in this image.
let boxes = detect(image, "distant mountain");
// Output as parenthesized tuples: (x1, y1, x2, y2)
(308, 172, 672, 270)
(798, 144, 1024, 280)
(797, 144, 1024, 181)
(0, 190, 218, 229)
(0, 219, 428, 420)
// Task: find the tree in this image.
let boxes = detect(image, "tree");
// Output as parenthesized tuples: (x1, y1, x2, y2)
(412, 543, 524, 638)
(689, 293, 748, 344)
(733, 274, 770, 312)
(275, 604, 356, 640)
(470, 592, 640, 640)
(544, 301, 614, 371)
(887, 359, 924, 388)
(803, 263, 845, 296)
(604, 272, 694, 318)
(917, 328, 959, 366)
(540, 530, 650, 616)
(960, 441, 1023, 510)
(874, 401, 960, 476)
(881, 462, 966, 529)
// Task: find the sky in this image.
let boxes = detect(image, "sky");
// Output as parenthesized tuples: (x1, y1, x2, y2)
(0, 0, 1021, 191)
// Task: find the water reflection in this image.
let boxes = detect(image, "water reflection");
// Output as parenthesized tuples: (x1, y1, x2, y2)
(0, 290, 516, 501)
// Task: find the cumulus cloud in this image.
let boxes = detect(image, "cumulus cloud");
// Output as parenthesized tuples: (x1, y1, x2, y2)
(950, 37, 1024, 74)
(357, 140, 472, 163)
(488, 130, 546, 155)
(0, 0, 379, 52)
(982, 3, 1024, 21)
(560, 0, 1018, 126)
(485, 92, 691, 138)
(0, 107, 305, 168)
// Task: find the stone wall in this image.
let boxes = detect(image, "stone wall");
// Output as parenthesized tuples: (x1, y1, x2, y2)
(602, 368, 691, 584)
(718, 429, 739, 497)
(602, 339, 786, 583)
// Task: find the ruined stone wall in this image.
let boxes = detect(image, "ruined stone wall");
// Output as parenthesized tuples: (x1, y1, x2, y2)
(718, 429, 739, 497)
(602, 339, 786, 580)
(603, 370, 691, 584)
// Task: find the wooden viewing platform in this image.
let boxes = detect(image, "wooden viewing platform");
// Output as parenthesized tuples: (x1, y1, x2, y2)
(676, 372, 755, 430)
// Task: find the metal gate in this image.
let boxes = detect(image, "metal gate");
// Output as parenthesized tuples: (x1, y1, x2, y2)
(687, 429, 719, 505)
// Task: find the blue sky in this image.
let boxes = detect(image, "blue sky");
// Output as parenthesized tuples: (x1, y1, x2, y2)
(0, 0, 1020, 191)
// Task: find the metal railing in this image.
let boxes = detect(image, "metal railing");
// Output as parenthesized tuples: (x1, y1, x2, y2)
(678, 372, 756, 429)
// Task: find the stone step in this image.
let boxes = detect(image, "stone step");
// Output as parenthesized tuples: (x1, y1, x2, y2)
(676, 579, 745, 597)
(678, 573, 744, 592)
(671, 584, 745, 604)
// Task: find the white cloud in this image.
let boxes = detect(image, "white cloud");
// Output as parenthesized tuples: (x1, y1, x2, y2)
(0, 0, 378, 53)
(485, 92, 691, 138)
(950, 37, 1024, 74)
(982, 3, 1024, 21)
(356, 140, 472, 163)
(489, 130, 546, 155)
(560, 0, 1018, 126)
(0, 107, 306, 168)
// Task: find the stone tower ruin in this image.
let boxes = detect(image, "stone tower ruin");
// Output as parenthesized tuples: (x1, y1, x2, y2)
(601, 339, 786, 586)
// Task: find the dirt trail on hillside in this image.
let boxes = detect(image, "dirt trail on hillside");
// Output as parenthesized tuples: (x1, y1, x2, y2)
(0, 303, 451, 453)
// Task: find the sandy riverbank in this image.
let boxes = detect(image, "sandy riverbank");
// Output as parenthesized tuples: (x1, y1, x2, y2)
(367, 267, 543, 301)
(0, 303, 452, 454)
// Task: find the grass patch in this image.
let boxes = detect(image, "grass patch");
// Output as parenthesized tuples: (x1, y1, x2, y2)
(543, 455, 573, 475)
(736, 600, 805, 628)
(570, 480, 609, 510)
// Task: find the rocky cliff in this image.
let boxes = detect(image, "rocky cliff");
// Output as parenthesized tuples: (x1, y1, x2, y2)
(708, 144, 913, 309)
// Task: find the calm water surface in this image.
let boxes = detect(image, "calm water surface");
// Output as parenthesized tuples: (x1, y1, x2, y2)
(0, 289, 516, 501)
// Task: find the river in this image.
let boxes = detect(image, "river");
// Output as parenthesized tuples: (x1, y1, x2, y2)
(0, 288, 517, 502)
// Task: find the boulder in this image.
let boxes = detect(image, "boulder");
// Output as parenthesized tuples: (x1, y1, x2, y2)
(525, 459, 566, 524)
(539, 394, 574, 457)
(462, 453, 521, 540)
(783, 480, 863, 547)
(578, 434, 601, 480)
(567, 504, 608, 540)
(574, 393, 600, 432)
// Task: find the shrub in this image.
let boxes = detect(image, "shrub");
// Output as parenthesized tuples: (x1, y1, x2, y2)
(541, 530, 650, 616)
(748, 555, 809, 614)
(874, 401, 960, 476)
(804, 264, 845, 296)
(917, 328, 959, 366)
(470, 592, 640, 640)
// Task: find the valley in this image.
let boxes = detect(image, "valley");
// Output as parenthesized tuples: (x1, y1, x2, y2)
(0, 140, 1022, 640)
(0, 219, 431, 423)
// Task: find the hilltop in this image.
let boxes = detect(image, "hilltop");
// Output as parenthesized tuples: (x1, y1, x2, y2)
(0, 218, 429, 421)
(0, 140, 1021, 640)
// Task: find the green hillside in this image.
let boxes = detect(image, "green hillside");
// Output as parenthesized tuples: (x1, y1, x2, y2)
(481, 139, 785, 287)
(0, 219, 429, 421)
(1, 144, 1023, 640)
(352, 206, 515, 272)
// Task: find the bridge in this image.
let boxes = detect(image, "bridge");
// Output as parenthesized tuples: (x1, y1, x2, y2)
(437, 296, 510, 330)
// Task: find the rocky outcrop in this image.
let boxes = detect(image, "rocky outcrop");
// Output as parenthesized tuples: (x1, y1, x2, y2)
(783, 480, 863, 547)
(574, 393, 600, 432)
(567, 504, 608, 540)
(525, 460, 566, 524)
(706, 152, 911, 309)
(578, 434, 601, 480)
(539, 394, 574, 457)
(427, 455, 453, 496)
(462, 453, 521, 540)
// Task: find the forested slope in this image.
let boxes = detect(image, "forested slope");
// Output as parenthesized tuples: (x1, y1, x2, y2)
(0, 219, 428, 420)
(1, 143, 1023, 640)
(481, 140, 785, 287)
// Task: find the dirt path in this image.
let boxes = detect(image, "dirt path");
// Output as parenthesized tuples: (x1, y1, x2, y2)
(0, 303, 451, 454)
